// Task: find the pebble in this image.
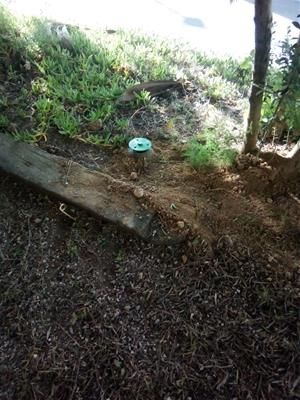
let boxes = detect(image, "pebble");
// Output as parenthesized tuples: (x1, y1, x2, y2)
(130, 172, 138, 181)
(177, 221, 185, 229)
(133, 187, 144, 198)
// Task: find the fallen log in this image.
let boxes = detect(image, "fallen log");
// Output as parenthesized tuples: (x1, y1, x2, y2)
(0, 133, 179, 242)
(118, 80, 182, 102)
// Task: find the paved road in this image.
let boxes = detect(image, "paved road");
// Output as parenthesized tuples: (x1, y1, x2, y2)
(2, 0, 300, 58)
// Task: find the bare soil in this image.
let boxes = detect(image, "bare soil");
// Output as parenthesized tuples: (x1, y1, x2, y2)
(1, 17, 300, 398)
(1, 130, 300, 399)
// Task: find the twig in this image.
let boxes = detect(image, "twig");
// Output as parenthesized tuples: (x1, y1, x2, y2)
(69, 362, 80, 400)
(128, 106, 146, 134)
(59, 203, 76, 221)
(58, 324, 83, 348)
(288, 192, 300, 206)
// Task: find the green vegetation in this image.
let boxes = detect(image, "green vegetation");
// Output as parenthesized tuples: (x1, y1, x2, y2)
(3, 5, 297, 168)
(0, 4, 29, 71)
(0, 114, 9, 128)
(184, 127, 237, 168)
(12, 130, 45, 143)
(0, 5, 254, 159)
(196, 50, 254, 94)
(262, 31, 300, 141)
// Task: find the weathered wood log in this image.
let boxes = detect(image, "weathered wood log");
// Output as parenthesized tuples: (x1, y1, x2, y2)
(0, 133, 171, 241)
(118, 80, 182, 102)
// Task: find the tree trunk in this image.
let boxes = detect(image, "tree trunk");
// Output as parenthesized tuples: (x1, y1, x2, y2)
(278, 141, 300, 180)
(245, 0, 273, 153)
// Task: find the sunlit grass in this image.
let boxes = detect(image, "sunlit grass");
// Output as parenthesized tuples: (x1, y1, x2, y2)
(184, 126, 237, 168)
(0, 4, 253, 154)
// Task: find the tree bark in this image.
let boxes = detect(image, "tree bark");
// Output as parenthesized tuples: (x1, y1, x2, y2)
(278, 141, 300, 180)
(245, 0, 273, 153)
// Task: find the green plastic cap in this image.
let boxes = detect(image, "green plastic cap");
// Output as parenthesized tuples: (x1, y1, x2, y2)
(128, 137, 152, 153)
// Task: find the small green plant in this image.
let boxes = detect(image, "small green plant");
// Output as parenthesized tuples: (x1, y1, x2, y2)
(0, 114, 9, 128)
(34, 97, 55, 124)
(184, 133, 236, 169)
(0, 95, 8, 108)
(16, 108, 29, 119)
(85, 133, 104, 146)
(67, 241, 78, 257)
(53, 110, 80, 137)
(12, 130, 41, 143)
(134, 90, 153, 106)
(87, 104, 115, 124)
(115, 118, 129, 132)
(109, 133, 129, 147)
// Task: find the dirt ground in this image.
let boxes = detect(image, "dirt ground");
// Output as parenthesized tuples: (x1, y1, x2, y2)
(1, 132, 300, 399)
(1, 13, 300, 398)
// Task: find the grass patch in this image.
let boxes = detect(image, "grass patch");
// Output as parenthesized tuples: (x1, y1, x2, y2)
(0, 4, 30, 72)
(0, 114, 9, 128)
(0, 5, 253, 155)
(195, 51, 254, 93)
(184, 127, 237, 168)
(12, 130, 44, 143)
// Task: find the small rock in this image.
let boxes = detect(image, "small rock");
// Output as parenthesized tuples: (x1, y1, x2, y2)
(34, 218, 42, 224)
(266, 198, 273, 204)
(133, 187, 144, 198)
(130, 172, 138, 181)
(177, 221, 185, 229)
(181, 255, 188, 264)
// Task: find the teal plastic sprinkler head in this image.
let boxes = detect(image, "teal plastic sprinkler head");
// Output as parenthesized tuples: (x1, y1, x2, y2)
(128, 137, 152, 171)
(128, 137, 152, 155)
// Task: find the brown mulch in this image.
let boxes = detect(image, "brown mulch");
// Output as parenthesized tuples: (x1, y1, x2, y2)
(0, 171, 299, 400)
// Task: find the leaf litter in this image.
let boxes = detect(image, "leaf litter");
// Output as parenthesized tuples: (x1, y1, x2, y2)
(0, 173, 299, 400)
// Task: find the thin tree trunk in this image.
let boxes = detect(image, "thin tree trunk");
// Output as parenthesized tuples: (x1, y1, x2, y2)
(245, 0, 273, 153)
